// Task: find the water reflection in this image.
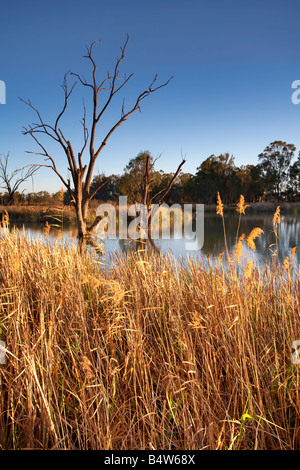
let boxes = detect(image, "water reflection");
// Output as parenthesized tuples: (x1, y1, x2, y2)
(11, 212, 300, 265)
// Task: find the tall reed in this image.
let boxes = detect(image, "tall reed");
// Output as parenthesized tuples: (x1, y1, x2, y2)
(0, 218, 299, 450)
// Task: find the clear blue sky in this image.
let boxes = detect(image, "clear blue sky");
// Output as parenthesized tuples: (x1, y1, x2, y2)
(1, 0, 300, 193)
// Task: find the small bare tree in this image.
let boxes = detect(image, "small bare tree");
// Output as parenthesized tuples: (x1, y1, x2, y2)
(0, 153, 37, 205)
(21, 35, 173, 249)
(129, 152, 185, 252)
(141, 154, 186, 252)
(140, 153, 186, 214)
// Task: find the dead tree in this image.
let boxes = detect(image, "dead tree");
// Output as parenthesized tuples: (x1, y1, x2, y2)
(20, 35, 173, 250)
(133, 153, 185, 254)
(0, 152, 37, 205)
(140, 153, 186, 231)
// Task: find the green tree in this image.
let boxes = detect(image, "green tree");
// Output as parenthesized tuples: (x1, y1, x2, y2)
(236, 164, 264, 202)
(193, 153, 237, 203)
(90, 174, 121, 202)
(289, 153, 300, 200)
(119, 151, 155, 203)
(119, 150, 185, 207)
(258, 141, 296, 201)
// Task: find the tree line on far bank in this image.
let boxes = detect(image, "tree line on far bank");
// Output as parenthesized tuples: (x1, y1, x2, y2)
(1, 141, 300, 207)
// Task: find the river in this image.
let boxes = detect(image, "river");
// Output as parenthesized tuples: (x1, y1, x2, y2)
(8, 211, 300, 266)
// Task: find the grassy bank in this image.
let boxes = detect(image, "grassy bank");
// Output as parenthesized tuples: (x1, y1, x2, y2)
(204, 201, 300, 215)
(0, 204, 77, 225)
(1, 201, 300, 227)
(0, 225, 299, 450)
(0, 202, 100, 226)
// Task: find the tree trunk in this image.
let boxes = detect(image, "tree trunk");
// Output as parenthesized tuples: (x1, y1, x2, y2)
(76, 205, 87, 239)
(75, 195, 103, 254)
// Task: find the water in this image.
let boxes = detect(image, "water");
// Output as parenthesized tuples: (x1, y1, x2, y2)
(10, 212, 300, 265)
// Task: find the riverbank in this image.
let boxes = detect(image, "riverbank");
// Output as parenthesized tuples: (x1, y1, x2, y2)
(204, 201, 300, 214)
(0, 203, 98, 226)
(1, 201, 300, 226)
(0, 227, 299, 449)
(0, 204, 77, 225)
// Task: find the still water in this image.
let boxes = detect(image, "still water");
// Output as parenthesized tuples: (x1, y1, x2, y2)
(11, 212, 300, 265)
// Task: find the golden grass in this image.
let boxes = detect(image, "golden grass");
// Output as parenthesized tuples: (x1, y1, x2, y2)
(0, 221, 299, 450)
(0, 200, 101, 226)
(0, 204, 76, 225)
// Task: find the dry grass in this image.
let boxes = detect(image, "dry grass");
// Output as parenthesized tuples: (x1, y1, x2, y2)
(0, 218, 300, 450)
(0, 204, 76, 225)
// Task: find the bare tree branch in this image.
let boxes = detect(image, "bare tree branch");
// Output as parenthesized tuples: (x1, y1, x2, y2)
(0, 153, 39, 204)
(151, 159, 186, 205)
(88, 176, 110, 202)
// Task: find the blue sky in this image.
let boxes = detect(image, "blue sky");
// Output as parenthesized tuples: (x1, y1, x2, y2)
(1, 0, 300, 192)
